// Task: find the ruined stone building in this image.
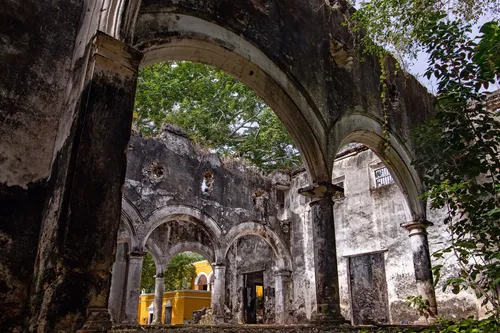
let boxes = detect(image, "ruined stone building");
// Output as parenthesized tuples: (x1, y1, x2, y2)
(0, 1, 492, 332)
(108, 127, 483, 326)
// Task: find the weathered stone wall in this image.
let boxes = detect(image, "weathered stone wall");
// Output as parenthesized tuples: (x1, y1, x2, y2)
(274, 171, 317, 321)
(116, 129, 293, 324)
(225, 236, 277, 324)
(124, 129, 276, 236)
(111, 324, 430, 333)
(284, 146, 482, 324)
(0, 1, 89, 331)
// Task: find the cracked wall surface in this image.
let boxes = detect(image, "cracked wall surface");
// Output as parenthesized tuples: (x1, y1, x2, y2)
(286, 146, 482, 324)
(113, 127, 294, 323)
(2, 1, 494, 330)
(114, 130, 483, 326)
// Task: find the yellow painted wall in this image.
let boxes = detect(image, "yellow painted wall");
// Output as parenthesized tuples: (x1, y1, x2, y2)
(193, 260, 212, 276)
(137, 260, 213, 324)
(256, 285, 263, 297)
(137, 290, 211, 325)
(137, 293, 155, 325)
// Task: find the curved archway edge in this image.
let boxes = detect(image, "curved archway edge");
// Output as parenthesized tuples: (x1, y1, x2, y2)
(331, 113, 426, 221)
(121, 197, 142, 250)
(145, 240, 166, 275)
(164, 241, 216, 265)
(194, 272, 209, 287)
(141, 205, 223, 249)
(132, 13, 330, 182)
(224, 222, 292, 271)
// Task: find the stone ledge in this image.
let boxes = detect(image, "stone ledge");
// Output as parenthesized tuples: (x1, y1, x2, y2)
(111, 324, 432, 333)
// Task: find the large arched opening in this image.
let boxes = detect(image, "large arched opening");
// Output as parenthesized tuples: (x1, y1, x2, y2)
(110, 11, 324, 325)
(223, 222, 292, 324)
(109, 206, 220, 325)
(329, 113, 435, 324)
(132, 14, 329, 182)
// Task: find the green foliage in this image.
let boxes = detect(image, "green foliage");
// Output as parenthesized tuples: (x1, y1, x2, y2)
(163, 252, 204, 291)
(134, 61, 300, 172)
(411, 17, 500, 315)
(140, 252, 156, 293)
(406, 295, 432, 319)
(417, 317, 500, 333)
(140, 252, 205, 293)
(350, 0, 500, 67)
(350, 0, 500, 318)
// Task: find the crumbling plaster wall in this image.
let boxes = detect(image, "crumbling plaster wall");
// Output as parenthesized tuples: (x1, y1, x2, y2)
(1, 0, 437, 330)
(274, 171, 317, 322)
(0, 1, 104, 330)
(121, 128, 296, 322)
(225, 236, 277, 324)
(124, 129, 279, 238)
(284, 146, 482, 324)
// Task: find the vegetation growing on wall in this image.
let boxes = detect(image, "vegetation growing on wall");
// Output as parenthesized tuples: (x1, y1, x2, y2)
(350, 0, 500, 323)
(134, 61, 300, 172)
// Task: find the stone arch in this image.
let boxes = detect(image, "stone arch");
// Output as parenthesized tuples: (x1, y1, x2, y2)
(194, 272, 209, 290)
(121, 197, 142, 250)
(141, 205, 223, 250)
(224, 222, 292, 271)
(130, 12, 329, 182)
(144, 240, 166, 275)
(99, 0, 141, 43)
(331, 113, 425, 221)
(164, 241, 216, 265)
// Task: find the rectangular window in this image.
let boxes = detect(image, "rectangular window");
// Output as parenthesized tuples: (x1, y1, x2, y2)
(333, 175, 345, 198)
(374, 167, 394, 188)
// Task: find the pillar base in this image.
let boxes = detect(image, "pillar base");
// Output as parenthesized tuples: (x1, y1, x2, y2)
(76, 307, 112, 333)
(311, 313, 349, 325)
(311, 305, 348, 325)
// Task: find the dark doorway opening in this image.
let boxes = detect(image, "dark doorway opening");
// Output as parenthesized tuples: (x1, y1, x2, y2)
(348, 251, 390, 325)
(243, 271, 265, 324)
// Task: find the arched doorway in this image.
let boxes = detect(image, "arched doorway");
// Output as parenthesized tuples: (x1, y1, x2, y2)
(223, 222, 292, 324)
(330, 113, 436, 324)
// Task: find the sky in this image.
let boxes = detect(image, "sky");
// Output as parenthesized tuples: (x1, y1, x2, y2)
(405, 14, 499, 93)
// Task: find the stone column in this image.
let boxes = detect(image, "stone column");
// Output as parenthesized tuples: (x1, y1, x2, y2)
(299, 182, 345, 323)
(401, 221, 438, 323)
(274, 269, 292, 324)
(152, 274, 165, 324)
(211, 263, 226, 323)
(29, 32, 142, 333)
(108, 242, 129, 323)
(122, 251, 146, 324)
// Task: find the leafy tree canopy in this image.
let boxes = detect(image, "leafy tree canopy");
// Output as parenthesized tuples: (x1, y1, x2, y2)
(164, 252, 204, 291)
(134, 61, 300, 172)
(350, 0, 500, 66)
(140, 252, 205, 293)
(140, 252, 156, 293)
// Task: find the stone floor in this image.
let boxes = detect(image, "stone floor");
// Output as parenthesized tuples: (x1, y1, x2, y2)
(110, 324, 431, 333)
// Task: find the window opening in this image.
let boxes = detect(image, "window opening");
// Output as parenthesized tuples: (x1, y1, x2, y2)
(332, 175, 345, 198)
(374, 167, 394, 188)
(197, 274, 208, 290)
